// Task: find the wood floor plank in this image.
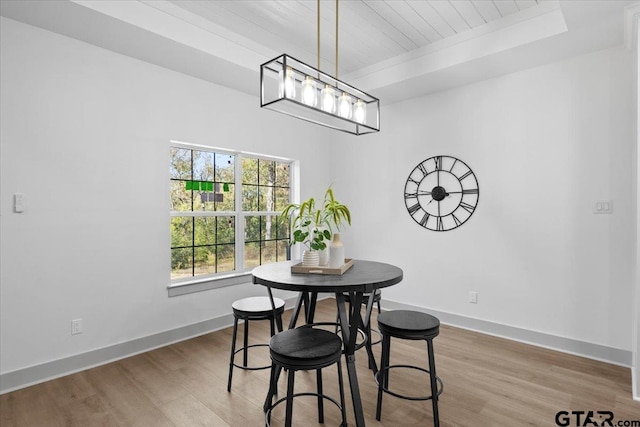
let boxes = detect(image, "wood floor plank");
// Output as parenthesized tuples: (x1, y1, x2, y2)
(160, 394, 231, 427)
(1, 298, 638, 426)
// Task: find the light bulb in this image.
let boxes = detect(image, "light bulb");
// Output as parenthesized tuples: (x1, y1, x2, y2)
(320, 85, 336, 113)
(354, 99, 366, 124)
(338, 92, 352, 119)
(278, 67, 296, 99)
(301, 76, 317, 107)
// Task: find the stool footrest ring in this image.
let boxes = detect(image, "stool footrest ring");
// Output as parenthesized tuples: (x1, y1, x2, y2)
(374, 364, 444, 401)
(232, 343, 271, 371)
(265, 392, 347, 427)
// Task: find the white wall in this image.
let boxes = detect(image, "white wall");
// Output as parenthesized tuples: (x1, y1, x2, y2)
(0, 18, 337, 378)
(335, 46, 635, 355)
(1, 15, 636, 392)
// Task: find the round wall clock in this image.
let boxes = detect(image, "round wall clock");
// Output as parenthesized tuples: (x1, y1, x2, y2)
(404, 155, 479, 231)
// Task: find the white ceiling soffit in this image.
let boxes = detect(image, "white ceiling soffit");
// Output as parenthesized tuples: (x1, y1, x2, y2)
(0, 1, 635, 104)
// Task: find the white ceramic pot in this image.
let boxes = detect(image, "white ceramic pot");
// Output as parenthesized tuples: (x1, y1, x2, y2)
(302, 250, 320, 267)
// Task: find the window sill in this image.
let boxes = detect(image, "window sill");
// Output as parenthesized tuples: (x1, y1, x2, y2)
(167, 272, 253, 297)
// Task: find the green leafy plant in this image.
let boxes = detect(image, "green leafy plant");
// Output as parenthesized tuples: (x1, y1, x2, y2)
(322, 187, 351, 232)
(281, 186, 351, 251)
(281, 197, 331, 250)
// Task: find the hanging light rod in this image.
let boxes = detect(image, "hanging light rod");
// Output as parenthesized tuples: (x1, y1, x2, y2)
(260, 0, 380, 136)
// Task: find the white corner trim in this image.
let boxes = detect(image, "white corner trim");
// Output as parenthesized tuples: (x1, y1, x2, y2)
(381, 299, 633, 368)
(625, 3, 640, 50)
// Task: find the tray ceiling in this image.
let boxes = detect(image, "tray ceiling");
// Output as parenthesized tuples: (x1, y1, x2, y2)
(0, 0, 636, 104)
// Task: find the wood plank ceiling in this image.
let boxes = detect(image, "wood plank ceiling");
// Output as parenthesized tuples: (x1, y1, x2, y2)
(168, 0, 541, 77)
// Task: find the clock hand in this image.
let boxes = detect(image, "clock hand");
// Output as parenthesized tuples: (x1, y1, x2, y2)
(416, 190, 432, 195)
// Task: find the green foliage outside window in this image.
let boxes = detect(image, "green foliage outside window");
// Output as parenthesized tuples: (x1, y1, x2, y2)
(170, 146, 291, 280)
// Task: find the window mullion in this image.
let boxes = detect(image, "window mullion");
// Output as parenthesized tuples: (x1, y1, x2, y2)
(235, 154, 244, 272)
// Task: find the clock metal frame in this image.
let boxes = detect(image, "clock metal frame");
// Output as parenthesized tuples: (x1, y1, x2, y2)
(404, 155, 479, 231)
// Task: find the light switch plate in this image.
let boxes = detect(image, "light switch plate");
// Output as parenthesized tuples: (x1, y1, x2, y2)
(594, 200, 613, 214)
(14, 193, 25, 213)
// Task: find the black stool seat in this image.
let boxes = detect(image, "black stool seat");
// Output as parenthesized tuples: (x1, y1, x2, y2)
(377, 310, 439, 340)
(265, 328, 347, 427)
(233, 296, 285, 318)
(227, 296, 285, 392)
(375, 310, 443, 426)
(270, 328, 343, 369)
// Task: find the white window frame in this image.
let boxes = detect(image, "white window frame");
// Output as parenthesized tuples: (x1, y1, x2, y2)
(167, 140, 298, 297)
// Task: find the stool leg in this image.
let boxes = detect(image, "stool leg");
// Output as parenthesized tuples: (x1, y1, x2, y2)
(362, 296, 377, 371)
(427, 339, 440, 427)
(376, 334, 391, 421)
(316, 369, 324, 423)
(337, 358, 347, 426)
(264, 364, 282, 412)
(227, 316, 239, 392)
(265, 363, 276, 424)
(243, 319, 249, 367)
(285, 369, 295, 427)
(269, 317, 275, 337)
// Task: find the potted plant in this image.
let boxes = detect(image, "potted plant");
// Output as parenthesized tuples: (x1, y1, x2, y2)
(281, 186, 351, 267)
(281, 195, 332, 266)
(321, 187, 351, 268)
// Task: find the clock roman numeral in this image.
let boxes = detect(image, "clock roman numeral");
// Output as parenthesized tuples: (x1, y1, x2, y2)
(459, 201, 475, 213)
(462, 188, 479, 195)
(449, 158, 457, 172)
(451, 213, 462, 227)
(407, 202, 421, 215)
(417, 162, 428, 177)
(420, 212, 430, 227)
(434, 156, 443, 171)
(436, 217, 444, 231)
(404, 192, 418, 200)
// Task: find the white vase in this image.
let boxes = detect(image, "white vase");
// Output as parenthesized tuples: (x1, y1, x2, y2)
(302, 250, 320, 267)
(329, 233, 345, 268)
(318, 248, 329, 266)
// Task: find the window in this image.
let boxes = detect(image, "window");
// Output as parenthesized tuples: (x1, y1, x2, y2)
(170, 143, 292, 284)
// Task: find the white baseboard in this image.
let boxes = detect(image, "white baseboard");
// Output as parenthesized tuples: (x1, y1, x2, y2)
(381, 299, 633, 368)
(0, 296, 301, 394)
(2, 295, 631, 394)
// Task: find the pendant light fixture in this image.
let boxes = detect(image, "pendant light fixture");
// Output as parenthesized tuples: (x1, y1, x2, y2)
(260, 0, 380, 135)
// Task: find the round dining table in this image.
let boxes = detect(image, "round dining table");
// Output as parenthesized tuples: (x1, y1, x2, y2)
(252, 259, 403, 427)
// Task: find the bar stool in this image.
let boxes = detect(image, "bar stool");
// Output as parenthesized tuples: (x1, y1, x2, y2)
(375, 310, 443, 426)
(227, 296, 285, 392)
(265, 328, 347, 427)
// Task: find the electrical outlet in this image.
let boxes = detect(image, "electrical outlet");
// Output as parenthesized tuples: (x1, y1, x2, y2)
(71, 319, 83, 335)
(469, 291, 478, 304)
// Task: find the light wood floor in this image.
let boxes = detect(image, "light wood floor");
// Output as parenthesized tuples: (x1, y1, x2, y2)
(1, 298, 639, 426)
